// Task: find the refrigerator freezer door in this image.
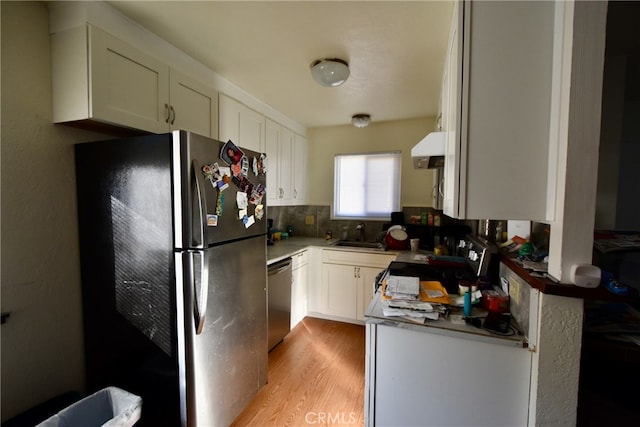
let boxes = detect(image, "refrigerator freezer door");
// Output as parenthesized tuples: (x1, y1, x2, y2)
(173, 131, 267, 250)
(179, 236, 268, 427)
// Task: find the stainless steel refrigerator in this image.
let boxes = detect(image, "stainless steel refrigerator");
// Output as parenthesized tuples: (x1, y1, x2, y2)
(75, 131, 268, 426)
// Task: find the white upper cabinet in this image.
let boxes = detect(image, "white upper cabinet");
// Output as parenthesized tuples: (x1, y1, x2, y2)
(443, 1, 555, 221)
(52, 25, 218, 137)
(169, 69, 219, 139)
(265, 118, 293, 205)
(293, 134, 307, 204)
(219, 94, 266, 152)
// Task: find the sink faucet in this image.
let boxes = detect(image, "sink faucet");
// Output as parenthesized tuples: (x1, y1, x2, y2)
(356, 223, 365, 241)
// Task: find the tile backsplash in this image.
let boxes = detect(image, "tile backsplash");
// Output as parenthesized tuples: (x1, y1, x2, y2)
(267, 205, 442, 241)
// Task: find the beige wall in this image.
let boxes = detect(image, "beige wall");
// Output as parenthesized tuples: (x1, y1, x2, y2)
(1, 2, 111, 420)
(306, 117, 438, 208)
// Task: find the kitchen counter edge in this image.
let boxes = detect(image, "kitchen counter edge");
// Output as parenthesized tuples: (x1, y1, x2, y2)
(500, 251, 638, 303)
(267, 237, 401, 265)
(364, 290, 528, 348)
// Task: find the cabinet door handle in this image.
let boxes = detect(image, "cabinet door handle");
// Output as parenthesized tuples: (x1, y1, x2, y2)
(293, 189, 297, 199)
(170, 106, 176, 125)
(164, 104, 170, 123)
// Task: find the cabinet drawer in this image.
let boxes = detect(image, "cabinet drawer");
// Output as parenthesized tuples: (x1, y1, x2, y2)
(322, 249, 395, 268)
(291, 250, 308, 269)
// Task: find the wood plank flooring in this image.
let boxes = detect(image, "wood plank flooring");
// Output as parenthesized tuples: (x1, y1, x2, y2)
(231, 317, 366, 427)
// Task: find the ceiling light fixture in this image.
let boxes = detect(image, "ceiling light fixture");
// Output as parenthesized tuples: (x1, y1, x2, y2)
(351, 114, 371, 128)
(310, 58, 350, 87)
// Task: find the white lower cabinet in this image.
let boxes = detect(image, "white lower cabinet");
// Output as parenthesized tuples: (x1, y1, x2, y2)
(290, 250, 308, 329)
(366, 323, 531, 427)
(356, 267, 383, 321)
(316, 250, 395, 324)
(324, 264, 359, 319)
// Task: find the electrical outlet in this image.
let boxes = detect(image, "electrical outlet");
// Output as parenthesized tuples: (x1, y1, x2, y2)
(509, 275, 520, 305)
(305, 215, 315, 225)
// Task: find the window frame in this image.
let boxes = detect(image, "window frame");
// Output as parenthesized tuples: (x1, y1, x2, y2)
(332, 151, 402, 221)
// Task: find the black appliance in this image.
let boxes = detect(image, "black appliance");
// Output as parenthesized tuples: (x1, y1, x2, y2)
(75, 131, 268, 427)
(375, 234, 497, 295)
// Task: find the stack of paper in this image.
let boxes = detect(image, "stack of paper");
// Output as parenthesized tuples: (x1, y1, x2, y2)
(382, 306, 439, 323)
(385, 275, 420, 300)
(380, 278, 452, 323)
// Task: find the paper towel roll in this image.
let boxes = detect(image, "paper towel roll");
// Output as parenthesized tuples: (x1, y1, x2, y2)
(570, 264, 601, 288)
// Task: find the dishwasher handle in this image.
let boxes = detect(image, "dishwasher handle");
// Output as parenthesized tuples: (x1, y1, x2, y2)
(268, 258, 292, 276)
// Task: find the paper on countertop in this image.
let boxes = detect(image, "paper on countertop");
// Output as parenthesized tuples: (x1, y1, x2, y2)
(386, 275, 420, 297)
(412, 254, 428, 261)
(382, 307, 439, 321)
(522, 260, 548, 272)
(387, 300, 434, 312)
(381, 279, 450, 304)
(424, 288, 444, 298)
(450, 314, 467, 325)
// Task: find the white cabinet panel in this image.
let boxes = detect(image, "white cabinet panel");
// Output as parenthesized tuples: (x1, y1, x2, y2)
(306, 248, 323, 314)
(356, 266, 381, 321)
(265, 118, 294, 205)
(323, 264, 358, 319)
(443, 1, 554, 220)
(169, 69, 218, 138)
(369, 324, 531, 426)
(293, 134, 307, 204)
(52, 25, 218, 137)
(279, 127, 294, 202)
(219, 94, 265, 152)
(291, 250, 308, 329)
(89, 25, 169, 133)
(316, 250, 395, 323)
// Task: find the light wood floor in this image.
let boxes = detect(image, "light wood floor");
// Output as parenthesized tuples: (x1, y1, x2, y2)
(231, 317, 366, 427)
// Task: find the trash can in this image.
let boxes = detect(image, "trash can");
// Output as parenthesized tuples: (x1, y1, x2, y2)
(36, 387, 141, 427)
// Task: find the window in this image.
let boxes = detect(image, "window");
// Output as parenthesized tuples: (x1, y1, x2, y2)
(333, 152, 401, 220)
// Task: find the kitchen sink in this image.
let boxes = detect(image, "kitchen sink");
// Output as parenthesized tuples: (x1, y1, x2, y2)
(332, 240, 384, 250)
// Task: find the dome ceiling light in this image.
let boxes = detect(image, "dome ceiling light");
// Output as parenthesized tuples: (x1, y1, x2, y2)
(310, 58, 350, 87)
(351, 114, 371, 128)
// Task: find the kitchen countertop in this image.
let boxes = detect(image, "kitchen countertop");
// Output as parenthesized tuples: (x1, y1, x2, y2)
(267, 237, 328, 264)
(501, 251, 639, 303)
(267, 236, 402, 264)
(271, 237, 526, 347)
(365, 290, 527, 348)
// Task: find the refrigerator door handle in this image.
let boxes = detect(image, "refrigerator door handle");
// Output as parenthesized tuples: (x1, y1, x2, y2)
(193, 250, 209, 335)
(191, 159, 208, 249)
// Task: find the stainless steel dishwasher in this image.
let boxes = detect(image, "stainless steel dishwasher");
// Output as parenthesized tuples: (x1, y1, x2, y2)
(267, 258, 292, 351)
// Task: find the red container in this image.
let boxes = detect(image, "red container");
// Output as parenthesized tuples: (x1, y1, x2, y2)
(482, 290, 510, 313)
(385, 228, 409, 250)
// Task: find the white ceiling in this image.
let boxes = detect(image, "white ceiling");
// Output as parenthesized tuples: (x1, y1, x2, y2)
(107, 1, 454, 129)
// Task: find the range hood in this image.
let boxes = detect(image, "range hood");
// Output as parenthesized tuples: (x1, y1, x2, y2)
(411, 131, 445, 169)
